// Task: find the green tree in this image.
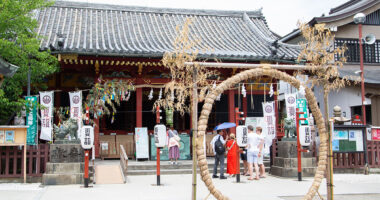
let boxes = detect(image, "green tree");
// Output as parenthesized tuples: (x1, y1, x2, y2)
(0, 0, 58, 124)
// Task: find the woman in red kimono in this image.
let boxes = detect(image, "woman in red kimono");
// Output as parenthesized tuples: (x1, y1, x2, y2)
(226, 133, 238, 177)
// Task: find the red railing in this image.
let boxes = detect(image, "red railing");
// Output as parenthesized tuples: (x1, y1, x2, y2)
(332, 141, 380, 168)
(367, 141, 380, 168)
(0, 144, 49, 178)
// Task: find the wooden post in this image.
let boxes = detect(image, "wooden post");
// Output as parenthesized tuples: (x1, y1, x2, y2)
(327, 119, 334, 200)
(228, 90, 235, 133)
(157, 147, 161, 185)
(24, 144, 26, 183)
(191, 67, 198, 200)
(136, 88, 143, 127)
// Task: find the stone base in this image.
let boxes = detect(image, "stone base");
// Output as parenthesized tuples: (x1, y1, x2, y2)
(273, 157, 317, 168)
(42, 162, 93, 185)
(271, 166, 317, 177)
(50, 143, 84, 163)
(271, 140, 317, 178)
(54, 139, 80, 144)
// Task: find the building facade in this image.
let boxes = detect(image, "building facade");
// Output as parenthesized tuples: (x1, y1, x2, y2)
(36, 1, 300, 156)
(280, 0, 380, 126)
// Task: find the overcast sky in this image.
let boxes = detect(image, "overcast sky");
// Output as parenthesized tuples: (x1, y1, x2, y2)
(61, 0, 349, 36)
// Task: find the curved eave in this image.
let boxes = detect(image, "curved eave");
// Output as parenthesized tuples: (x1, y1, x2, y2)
(49, 49, 298, 64)
(310, 0, 380, 26)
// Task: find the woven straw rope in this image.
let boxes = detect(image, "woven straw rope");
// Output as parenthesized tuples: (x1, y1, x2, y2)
(196, 68, 327, 200)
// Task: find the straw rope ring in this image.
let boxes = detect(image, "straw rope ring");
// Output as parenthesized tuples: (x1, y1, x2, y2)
(196, 67, 327, 200)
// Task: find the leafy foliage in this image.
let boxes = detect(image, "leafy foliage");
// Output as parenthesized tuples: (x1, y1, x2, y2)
(0, 0, 58, 124)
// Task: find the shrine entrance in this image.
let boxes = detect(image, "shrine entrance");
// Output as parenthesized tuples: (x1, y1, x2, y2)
(195, 67, 328, 200)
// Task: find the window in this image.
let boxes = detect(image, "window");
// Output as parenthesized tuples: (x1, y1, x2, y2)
(335, 38, 380, 63)
(350, 105, 372, 125)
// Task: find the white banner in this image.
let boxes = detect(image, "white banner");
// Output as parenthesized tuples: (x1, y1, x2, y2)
(262, 101, 276, 140)
(135, 127, 149, 159)
(40, 91, 54, 141)
(285, 93, 297, 122)
(69, 91, 82, 139)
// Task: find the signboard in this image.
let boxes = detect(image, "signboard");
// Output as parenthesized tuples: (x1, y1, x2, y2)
(299, 125, 311, 146)
(150, 134, 191, 160)
(80, 126, 94, 149)
(333, 127, 365, 152)
(69, 91, 82, 138)
(372, 127, 380, 141)
(154, 124, 167, 148)
(236, 125, 248, 147)
(40, 91, 54, 141)
(296, 98, 309, 125)
(135, 127, 149, 159)
(25, 96, 38, 145)
(285, 93, 297, 122)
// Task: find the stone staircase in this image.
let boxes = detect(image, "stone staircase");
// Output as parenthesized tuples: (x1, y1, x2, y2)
(42, 162, 94, 185)
(126, 158, 270, 176)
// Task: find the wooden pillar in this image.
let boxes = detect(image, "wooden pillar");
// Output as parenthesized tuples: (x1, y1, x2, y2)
(274, 80, 279, 139)
(136, 88, 143, 127)
(228, 90, 236, 133)
(94, 62, 100, 157)
(243, 95, 247, 120)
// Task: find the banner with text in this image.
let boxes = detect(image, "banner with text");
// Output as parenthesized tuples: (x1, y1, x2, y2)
(285, 93, 297, 122)
(69, 91, 82, 139)
(25, 96, 38, 145)
(40, 91, 54, 141)
(262, 101, 276, 140)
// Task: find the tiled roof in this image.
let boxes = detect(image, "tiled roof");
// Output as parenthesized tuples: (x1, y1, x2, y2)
(310, 0, 380, 25)
(37, 1, 300, 62)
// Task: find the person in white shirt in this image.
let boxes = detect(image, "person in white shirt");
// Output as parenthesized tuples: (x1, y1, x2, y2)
(210, 130, 227, 179)
(246, 125, 264, 180)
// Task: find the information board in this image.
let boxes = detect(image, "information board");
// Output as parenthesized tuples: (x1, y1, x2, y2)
(332, 127, 365, 152)
(135, 127, 149, 159)
(150, 134, 191, 160)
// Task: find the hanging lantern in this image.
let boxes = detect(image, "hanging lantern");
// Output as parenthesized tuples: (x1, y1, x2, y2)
(298, 85, 306, 96)
(269, 83, 274, 97)
(159, 88, 162, 100)
(171, 89, 175, 101)
(241, 83, 246, 98)
(148, 88, 154, 100)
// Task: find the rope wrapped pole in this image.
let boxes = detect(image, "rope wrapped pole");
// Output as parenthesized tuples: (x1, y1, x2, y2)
(196, 67, 328, 200)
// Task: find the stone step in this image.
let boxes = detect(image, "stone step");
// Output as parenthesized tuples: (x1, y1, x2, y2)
(45, 162, 94, 174)
(128, 160, 270, 170)
(128, 167, 270, 176)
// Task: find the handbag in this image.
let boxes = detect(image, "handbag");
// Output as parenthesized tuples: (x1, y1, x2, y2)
(174, 134, 181, 142)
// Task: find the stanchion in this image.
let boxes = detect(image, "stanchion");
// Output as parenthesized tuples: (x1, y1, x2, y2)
(296, 108, 307, 181)
(157, 147, 161, 185)
(236, 148, 240, 182)
(84, 150, 89, 187)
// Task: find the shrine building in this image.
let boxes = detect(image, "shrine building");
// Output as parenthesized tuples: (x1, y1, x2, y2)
(36, 1, 300, 157)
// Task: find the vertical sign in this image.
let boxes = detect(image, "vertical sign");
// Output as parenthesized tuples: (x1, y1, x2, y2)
(285, 93, 297, 122)
(262, 101, 276, 139)
(135, 127, 149, 159)
(25, 96, 37, 145)
(69, 91, 82, 139)
(40, 91, 54, 141)
(296, 98, 309, 125)
(80, 126, 94, 149)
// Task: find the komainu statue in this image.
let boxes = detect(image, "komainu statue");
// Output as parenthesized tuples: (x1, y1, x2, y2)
(284, 118, 296, 138)
(53, 118, 79, 140)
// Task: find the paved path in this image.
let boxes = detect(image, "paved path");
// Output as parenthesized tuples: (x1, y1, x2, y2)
(0, 174, 379, 200)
